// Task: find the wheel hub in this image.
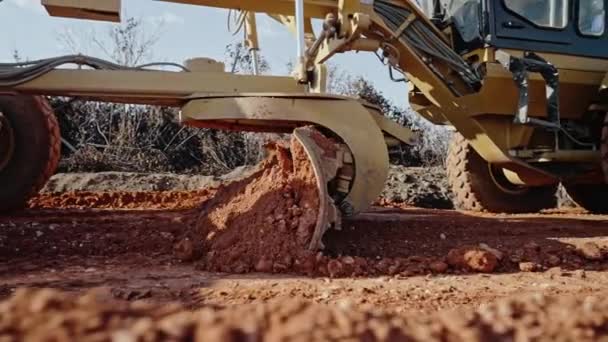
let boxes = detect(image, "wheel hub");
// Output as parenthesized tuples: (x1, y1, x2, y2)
(0, 112, 15, 172)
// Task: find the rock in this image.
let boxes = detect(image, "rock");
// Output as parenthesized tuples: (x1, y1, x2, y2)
(429, 261, 448, 274)
(341, 256, 355, 265)
(254, 257, 273, 273)
(524, 242, 541, 253)
(546, 254, 562, 267)
(375, 258, 393, 273)
(574, 269, 587, 279)
(174, 238, 194, 262)
(509, 249, 525, 263)
(276, 220, 287, 232)
(294, 252, 316, 275)
(327, 260, 343, 278)
(519, 262, 540, 272)
(479, 243, 504, 260)
(388, 264, 400, 276)
(578, 242, 603, 261)
(447, 247, 498, 273)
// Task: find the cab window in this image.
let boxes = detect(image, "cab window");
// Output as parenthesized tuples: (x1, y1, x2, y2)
(504, 0, 569, 28)
(579, 0, 605, 36)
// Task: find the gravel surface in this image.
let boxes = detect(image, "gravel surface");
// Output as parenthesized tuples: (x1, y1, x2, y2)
(2, 144, 607, 340)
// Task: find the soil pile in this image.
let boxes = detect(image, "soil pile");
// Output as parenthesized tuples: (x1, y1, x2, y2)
(178, 136, 453, 277)
(182, 136, 322, 274)
(3, 288, 608, 341)
(28, 190, 214, 210)
(41, 172, 222, 193)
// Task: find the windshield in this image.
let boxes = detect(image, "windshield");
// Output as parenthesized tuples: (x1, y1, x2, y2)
(579, 0, 605, 36)
(504, 0, 569, 28)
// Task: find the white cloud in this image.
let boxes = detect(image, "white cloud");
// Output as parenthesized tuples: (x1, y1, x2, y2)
(145, 12, 185, 26)
(7, 0, 45, 14)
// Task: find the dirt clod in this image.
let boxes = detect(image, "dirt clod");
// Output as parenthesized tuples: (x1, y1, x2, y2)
(578, 242, 604, 261)
(174, 238, 195, 262)
(447, 247, 498, 273)
(519, 262, 541, 273)
(429, 261, 448, 274)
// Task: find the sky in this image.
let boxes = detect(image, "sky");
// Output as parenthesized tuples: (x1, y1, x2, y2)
(0, 0, 409, 107)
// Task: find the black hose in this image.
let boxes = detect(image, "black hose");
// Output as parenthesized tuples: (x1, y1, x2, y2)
(374, 0, 481, 89)
(0, 55, 190, 87)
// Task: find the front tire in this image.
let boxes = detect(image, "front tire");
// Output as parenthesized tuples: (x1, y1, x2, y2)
(446, 133, 557, 213)
(0, 95, 61, 211)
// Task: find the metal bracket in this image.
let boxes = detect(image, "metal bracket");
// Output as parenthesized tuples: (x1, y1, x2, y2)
(495, 50, 561, 131)
(392, 13, 417, 39)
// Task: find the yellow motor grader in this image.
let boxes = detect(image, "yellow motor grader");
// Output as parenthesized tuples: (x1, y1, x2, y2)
(1, 0, 607, 242)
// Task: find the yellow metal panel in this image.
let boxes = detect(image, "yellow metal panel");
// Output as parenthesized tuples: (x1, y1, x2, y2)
(42, 0, 121, 22)
(12, 69, 305, 106)
(159, 0, 337, 18)
(182, 95, 389, 215)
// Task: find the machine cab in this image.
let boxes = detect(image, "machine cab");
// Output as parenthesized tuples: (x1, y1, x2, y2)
(419, 0, 608, 59)
(489, 0, 607, 58)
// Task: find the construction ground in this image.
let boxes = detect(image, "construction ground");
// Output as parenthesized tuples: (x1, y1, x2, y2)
(1, 155, 608, 341)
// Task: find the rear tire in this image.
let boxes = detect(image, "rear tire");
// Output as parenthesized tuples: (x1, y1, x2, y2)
(563, 184, 608, 214)
(446, 133, 557, 213)
(0, 95, 61, 211)
(603, 111, 608, 184)
(563, 112, 608, 214)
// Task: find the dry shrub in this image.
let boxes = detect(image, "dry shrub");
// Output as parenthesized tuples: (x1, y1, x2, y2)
(52, 98, 266, 175)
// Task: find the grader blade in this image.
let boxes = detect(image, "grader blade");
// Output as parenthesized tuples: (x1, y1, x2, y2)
(292, 126, 343, 250)
(181, 95, 398, 248)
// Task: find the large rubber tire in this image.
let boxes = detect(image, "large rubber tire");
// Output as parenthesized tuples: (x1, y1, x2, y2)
(446, 133, 558, 213)
(562, 113, 608, 214)
(0, 95, 61, 211)
(603, 111, 608, 184)
(563, 184, 608, 214)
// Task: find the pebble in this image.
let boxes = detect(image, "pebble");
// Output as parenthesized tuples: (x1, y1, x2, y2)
(327, 260, 343, 278)
(519, 262, 540, 272)
(479, 243, 504, 260)
(173, 238, 194, 262)
(254, 258, 273, 273)
(578, 242, 603, 261)
(447, 247, 498, 273)
(574, 269, 587, 279)
(546, 254, 562, 267)
(429, 261, 448, 274)
(524, 242, 541, 253)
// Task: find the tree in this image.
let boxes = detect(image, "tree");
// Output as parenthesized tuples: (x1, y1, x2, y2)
(224, 42, 271, 75)
(57, 17, 163, 66)
(324, 64, 451, 166)
(12, 49, 22, 63)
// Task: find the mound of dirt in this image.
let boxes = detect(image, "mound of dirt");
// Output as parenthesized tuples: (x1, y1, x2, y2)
(41, 172, 221, 193)
(174, 136, 452, 277)
(181, 136, 323, 273)
(28, 190, 214, 210)
(42, 166, 258, 193)
(42, 165, 454, 209)
(3, 288, 608, 341)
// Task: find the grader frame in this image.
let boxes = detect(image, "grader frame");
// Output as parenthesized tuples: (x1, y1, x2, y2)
(1, 0, 608, 222)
